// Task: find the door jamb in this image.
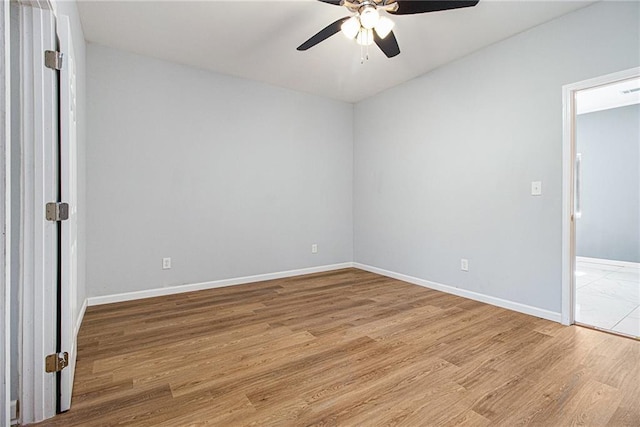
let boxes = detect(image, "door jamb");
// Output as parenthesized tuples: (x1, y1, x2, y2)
(17, 0, 58, 423)
(1, 0, 12, 424)
(561, 66, 640, 326)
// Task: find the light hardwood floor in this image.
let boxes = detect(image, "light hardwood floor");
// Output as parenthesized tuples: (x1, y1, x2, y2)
(33, 268, 639, 426)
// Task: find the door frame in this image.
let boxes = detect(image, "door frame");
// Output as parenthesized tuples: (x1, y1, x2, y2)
(1, 0, 12, 424)
(17, 0, 81, 422)
(561, 66, 640, 326)
(17, 0, 58, 423)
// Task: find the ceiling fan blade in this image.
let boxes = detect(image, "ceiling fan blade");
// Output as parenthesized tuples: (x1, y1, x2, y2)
(316, 0, 342, 5)
(297, 17, 350, 51)
(374, 30, 400, 58)
(389, 0, 479, 15)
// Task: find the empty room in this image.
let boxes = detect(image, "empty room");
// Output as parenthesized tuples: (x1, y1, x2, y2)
(2, 0, 639, 426)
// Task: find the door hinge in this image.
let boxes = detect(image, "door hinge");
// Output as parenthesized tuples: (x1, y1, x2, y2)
(45, 352, 68, 373)
(46, 202, 69, 221)
(44, 50, 63, 71)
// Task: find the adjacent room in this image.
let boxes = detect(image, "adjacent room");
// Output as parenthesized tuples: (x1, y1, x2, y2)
(574, 78, 640, 337)
(3, 0, 639, 425)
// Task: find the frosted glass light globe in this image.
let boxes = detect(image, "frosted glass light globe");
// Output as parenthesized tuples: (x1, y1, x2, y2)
(359, 6, 379, 30)
(341, 16, 360, 39)
(374, 16, 395, 39)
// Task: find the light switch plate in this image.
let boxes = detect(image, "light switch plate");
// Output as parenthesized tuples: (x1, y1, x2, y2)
(531, 181, 542, 196)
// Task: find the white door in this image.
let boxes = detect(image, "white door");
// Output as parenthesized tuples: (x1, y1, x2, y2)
(1, 1, 10, 425)
(21, 8, 78, 420)
(57, 15, 78, 412)
(19, 4, 58, 422)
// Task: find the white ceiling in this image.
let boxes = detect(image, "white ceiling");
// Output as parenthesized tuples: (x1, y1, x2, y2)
(77, 0, 596, 103)
(577, 77, 640, 115)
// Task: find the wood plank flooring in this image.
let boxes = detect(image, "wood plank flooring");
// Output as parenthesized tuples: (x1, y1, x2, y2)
(33, 268, 640, 426)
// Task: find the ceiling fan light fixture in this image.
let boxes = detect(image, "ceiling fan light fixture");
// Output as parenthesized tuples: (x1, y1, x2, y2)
(356, 28, 374, 46)
(298, 0, 480, 59)
(374, 16, 395, 39)
(341, 16, 360, 39)
(359, 5, 379, 30)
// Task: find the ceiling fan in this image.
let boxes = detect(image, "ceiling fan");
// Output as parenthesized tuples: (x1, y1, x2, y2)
(297, 0, 480, 59)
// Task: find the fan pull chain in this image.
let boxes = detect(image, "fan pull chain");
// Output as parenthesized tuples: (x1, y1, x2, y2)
(360, 43, 370, 64)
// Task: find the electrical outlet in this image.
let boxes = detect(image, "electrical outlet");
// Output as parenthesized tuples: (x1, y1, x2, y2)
(531, 181, 542, 196)
(162, 257, 171, 270)
(461, 259, 469, 272)
(311, 244, 318, 254)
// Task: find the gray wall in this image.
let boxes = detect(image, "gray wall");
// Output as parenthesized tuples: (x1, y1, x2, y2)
(576, 104, 640, 263)
(353, 1, 640, 314)
(86, 1, 638, 313)
(86, 44, 353, 298)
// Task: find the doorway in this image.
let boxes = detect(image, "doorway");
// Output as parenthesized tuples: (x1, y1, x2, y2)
(562, 68, 640, 338)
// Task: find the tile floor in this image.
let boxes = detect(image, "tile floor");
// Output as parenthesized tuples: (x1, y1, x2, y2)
(575, 257, 640, 338)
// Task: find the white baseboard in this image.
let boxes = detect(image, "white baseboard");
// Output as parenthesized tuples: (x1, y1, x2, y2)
(86, 261, 561, 323)
(10, 400, 17, 425)
(353, 263, 562, 323)
(87, 263, 355, 306)
(577, 256, 639, 269)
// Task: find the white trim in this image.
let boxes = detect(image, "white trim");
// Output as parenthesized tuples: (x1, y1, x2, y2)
(10, 400, 17, 424)
(354, 263, 561, 323)
(576, 256, 639, 269)
(19, 4, 58, 423)
(87, 262, 562, 323)
(561, 67, 640, 326)
(1, 0, 12, 424)
(561, 80, 576, 326)
(88, 263, 355, 306)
